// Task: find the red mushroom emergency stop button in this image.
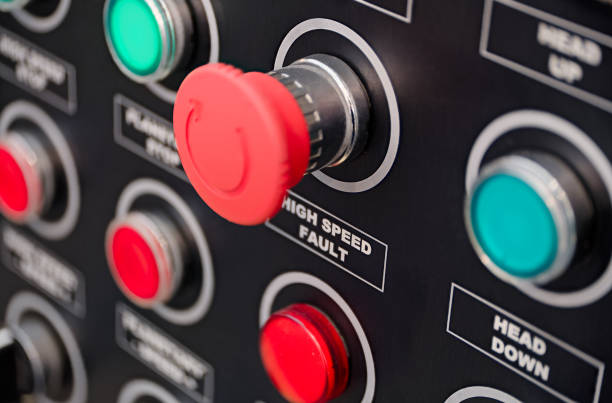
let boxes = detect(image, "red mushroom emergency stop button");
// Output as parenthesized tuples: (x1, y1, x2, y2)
(0, 132, 54, 223)
(173, 54, 370, 225)
(105, 211, 185, 308)
(259, 303, 350, 403)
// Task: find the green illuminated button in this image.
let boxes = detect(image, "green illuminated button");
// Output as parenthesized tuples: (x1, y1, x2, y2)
(466, 153, 590, 284)
(0, 0, 29, 12)
(103, 0, 191, 83)
(471, 174, 558, 278)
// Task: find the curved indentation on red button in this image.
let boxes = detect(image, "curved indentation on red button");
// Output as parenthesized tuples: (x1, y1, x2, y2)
(173, 63, 310, 226)
(192, 122, 248, 192)
(259, 303, 349, 403)
(109, 226, 161, 300)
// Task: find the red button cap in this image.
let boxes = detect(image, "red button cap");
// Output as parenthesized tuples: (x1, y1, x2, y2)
(173, 63, 311, 226)
(260, 304, 349, 403)
(0, 138, 43, 223)
(106, 213, 176, 307)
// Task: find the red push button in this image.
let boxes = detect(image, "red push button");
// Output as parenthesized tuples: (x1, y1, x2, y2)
(105, 212, 184, 308)
(174, 56, 371, 226)
(173, 63, 311, 226)
(259, 304, 349, 403)
(0, 135, 45, 223)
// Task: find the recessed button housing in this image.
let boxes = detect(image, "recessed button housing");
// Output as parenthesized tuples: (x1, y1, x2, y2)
(0, 317, 68, 400)
(465, 152, 593, 284)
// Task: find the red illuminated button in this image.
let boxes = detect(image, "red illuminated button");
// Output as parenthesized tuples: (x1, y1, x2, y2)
(173, 63, 311, 226)
(105, 212, 184, 308)
(0, 134, 48, 223)
(259, 303, 349, 403)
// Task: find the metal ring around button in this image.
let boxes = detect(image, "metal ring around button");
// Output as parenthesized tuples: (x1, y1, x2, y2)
(11, 0, 71, 33)
(103, 0, 178, 84)
(6, 291, 88, 403)
(465, 110, 612, 308)
(275, 18, 400, 193)
(444, 386, 522, 403)
(117, 379, 180, 403)
(115, 178, 215, 325)
(259, 271, 376, 403)
(0, 101, 81, 240)
(465, 155, 577, 285)
(146, 0, 220, 103)
(9, 324, 46, 396)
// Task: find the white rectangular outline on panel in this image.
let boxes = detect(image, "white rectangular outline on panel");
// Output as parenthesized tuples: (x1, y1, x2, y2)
(265, 190, 389, 292)
(0, 27, 77, 115)
(1, 225, 86, 318)
(113, 94, 188, 182)
(480, 0, 612, 114)
(446, 283, 605, 403)
(354, 0, 413, 23)
(115, 304, 214, 403)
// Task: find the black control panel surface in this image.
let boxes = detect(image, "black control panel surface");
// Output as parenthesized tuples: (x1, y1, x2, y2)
(0, 0, 611, 402)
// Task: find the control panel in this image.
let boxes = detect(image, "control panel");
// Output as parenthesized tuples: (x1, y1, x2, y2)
(0, 0, 611, 402)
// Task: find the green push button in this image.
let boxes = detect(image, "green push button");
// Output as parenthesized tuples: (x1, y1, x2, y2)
(470, 174, 558, 278)
(105, 0, 164, 77)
